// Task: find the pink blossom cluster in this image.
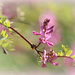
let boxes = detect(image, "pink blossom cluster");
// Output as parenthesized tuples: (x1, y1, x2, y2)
(33, 18, 59, 67)
(41, 50, 58, 67)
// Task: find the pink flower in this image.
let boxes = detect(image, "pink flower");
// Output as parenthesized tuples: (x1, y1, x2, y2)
(2, 3, 17, 19)
(41, 50, 58, 68)
(41, 50, 48, 67)
(39, 11, 62, 45)
(33, 19, 54, 47)
(48, 50, 58, 66)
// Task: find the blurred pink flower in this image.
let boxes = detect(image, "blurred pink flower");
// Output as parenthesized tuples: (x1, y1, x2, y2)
(39, 11, 62, 45)
(2, 3, 17, 19)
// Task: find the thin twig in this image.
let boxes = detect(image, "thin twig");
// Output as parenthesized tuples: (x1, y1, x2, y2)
(2, 46, 8, 54)
(35, 49, 42, 57)
(0, 23, 43, 56)
(57, 56, 74, 60)
(36, 42, 41, 48)
(10, 26, 32, 46)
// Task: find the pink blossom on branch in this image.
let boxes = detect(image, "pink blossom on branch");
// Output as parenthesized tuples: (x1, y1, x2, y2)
(41, 50, 58, 68)
(39, 11, 62, 45)
(33, 19, 54, 47)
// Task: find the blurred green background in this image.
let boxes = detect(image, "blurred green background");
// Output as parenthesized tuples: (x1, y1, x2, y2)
(0, 1, 75, 75)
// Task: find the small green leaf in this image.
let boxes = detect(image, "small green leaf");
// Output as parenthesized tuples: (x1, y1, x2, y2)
(2, 17, 8, 23)
(0, 40, 3, 45)
(9, 29, 13, 33)
(0, 36, 3, 39)
(0, 20, 2, 23)
(62, 45, 68, 53)
(62, 45, 73, 56)
(2, 42, 9, 48)
(62, 45, 65, 49)
(1, 30, 9, 38)
(71, 55, 75, 59)
(9, 49, 15, 51)
(5, 34, 8, 38)
(3, 21, 7, 26)
(7, 20, 10, 27)
(66, 49, 73, 56)
(58, 52, 63, 56)
(40, 57, 42, 59)
(1, 30, 6, 37)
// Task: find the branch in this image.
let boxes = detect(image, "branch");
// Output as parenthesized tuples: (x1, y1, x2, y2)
(10, 26, 32, 46)
(57, 56, 74, 60)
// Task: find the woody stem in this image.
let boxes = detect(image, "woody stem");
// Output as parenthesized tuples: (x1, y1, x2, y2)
(10, 26, 32, 46)
(57, 56, 74, 60)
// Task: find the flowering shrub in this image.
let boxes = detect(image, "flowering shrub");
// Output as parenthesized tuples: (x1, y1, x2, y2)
(0, 6, 75, 68)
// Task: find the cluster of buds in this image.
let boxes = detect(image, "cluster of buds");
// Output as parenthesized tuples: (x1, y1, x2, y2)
(41, 50, 58, 67)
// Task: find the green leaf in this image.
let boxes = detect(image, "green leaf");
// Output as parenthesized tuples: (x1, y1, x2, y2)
(1, 30, 9, 38)
(58, 52, 63, 56)
(2, 42, 9, 48)
(71, 55, 75, 59)
(0, 20, 2, 23)
(7, 20, 10, 27)
(9, 49, 15, 51)
(62, 45, 73, 56)
(9, 29, 13, 33)
(5, 34, 8, 38)
(0, 36, 3, 39)
(1, 30, 6, 37)
(66, 49, 73, 56)
(62, 45, 65, 49)
(62, 45, 68, 53)
(0, 40, 3, 45)
(2, 17, 8, 23)
(3, 21, 7, 26)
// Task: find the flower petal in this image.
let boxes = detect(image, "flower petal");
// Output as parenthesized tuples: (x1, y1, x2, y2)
(46, 41, 53, 46)
(39, 38, 43, 43)
(50, 61, 59, 66)
(46, 30, 53, 34)
(45, 34, 51, 40)
(52, 62, 59, 66)
(47, 26, 54, 30)
(43, 50, 46, 56)
(42, 63, 47, 67)
(33, 31, 41, 35)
